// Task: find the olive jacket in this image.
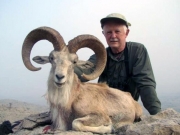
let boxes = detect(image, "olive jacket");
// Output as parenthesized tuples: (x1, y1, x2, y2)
(74, 42, 161, 115)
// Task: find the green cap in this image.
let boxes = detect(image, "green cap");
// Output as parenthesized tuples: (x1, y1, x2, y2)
(100, 13, 131, 27)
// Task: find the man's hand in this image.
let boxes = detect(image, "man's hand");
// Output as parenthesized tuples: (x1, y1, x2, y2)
(76, 60, 94, 69)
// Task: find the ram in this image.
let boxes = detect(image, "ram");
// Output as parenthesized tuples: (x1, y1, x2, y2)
(22, 27, 142, 134)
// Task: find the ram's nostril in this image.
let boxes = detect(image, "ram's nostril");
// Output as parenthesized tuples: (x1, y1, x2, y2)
(56, 74, 65, 80)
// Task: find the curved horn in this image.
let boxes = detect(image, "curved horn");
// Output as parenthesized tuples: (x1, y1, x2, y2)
(68, 35, 107, 80)
(22, 26, 66, 71)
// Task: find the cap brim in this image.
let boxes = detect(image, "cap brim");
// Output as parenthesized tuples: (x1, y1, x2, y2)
(100, 17, 131, 26)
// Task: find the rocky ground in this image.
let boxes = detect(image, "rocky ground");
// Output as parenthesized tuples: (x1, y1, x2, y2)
(0, 99, 180, 135)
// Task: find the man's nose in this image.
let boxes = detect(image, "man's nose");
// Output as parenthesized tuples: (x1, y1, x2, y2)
(111, 32, 116, 38)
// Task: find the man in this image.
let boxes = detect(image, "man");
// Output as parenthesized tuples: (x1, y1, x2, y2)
(75, 13, 161, 115)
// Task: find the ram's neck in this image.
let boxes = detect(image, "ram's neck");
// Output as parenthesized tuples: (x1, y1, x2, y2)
(48, 73, 82, 130)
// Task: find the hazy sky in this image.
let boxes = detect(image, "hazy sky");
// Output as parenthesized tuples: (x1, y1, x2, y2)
(0, 0, 180, 106)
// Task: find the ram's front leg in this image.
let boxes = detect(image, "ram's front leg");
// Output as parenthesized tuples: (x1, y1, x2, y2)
(43, 109, 68, 133)
(50, 108, 68, 131)
(43, 107, 68, 134)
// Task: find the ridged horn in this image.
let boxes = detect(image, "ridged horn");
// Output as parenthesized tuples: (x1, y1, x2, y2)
(68, 35, 107, 80)
(22, 26, 66, 71)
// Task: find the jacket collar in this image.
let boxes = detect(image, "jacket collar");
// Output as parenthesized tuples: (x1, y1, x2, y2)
(107, 46, 125, 62)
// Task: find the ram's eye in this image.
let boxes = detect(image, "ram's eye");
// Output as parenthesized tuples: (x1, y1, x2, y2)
(73, 60, 77, 64)
(49, 56, 53, 61)
(73, 59, 77, 64)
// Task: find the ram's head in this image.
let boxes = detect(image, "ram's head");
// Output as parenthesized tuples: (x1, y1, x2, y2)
(22, 27, 107, 87)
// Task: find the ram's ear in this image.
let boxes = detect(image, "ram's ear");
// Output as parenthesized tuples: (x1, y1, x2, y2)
(32, 56, 49, 64)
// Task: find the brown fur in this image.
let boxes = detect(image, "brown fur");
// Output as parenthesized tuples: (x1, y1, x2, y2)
(34, 50, 142, 134)
(48, 73, 142, 134)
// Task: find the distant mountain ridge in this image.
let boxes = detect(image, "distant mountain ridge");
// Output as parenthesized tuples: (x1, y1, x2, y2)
(0, 99, 49, 124)
(159, 93, 180, 113)
(0, 99, 48, 111)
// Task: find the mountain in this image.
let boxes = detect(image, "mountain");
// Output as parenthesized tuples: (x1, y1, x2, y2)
(0, 99, 49, 124)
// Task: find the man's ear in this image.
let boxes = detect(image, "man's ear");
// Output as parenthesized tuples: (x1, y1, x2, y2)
(126, 29, 130, 36)
(32, 56, 49, 64)
(102, 31, 104, 35)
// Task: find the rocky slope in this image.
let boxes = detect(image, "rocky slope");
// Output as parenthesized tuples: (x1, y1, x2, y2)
(0, 99, 49, 124)
(0, 99, 180, 135)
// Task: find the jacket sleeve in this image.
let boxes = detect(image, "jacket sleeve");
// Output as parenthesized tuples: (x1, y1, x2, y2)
(74, 54, 96, 82)
(131, 45, 161, 115)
